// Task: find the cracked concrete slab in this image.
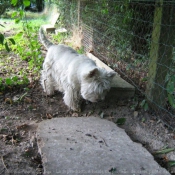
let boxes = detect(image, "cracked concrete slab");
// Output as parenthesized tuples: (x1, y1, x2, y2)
(37, 117, 170, 175)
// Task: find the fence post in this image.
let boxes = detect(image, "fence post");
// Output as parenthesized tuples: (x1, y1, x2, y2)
(146, 0, 175, 109)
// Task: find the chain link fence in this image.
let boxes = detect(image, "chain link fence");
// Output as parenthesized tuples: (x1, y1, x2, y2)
(51, 0, 175, 130)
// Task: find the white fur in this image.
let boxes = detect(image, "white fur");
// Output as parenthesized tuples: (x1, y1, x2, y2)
(40, 44, 116, 111)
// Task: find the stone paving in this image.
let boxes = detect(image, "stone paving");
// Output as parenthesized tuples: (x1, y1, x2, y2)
(37, 117, 170, 175)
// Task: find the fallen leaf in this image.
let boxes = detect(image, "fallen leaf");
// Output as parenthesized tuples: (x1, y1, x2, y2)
(16, 123, 28, 130)
(46, 113, 53, 119)
(24, 97, 32, 103)
(5, 98, 13, 104)
(134, 111, 138, 117)
(2, 135, 11, 141)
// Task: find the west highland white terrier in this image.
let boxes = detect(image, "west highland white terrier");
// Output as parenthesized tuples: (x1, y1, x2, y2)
(39, 27, 116, 111)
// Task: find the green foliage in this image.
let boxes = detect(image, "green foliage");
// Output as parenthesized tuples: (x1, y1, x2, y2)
(109, 167, 117, 174)
(0, 33, 4, 44)
(5, 76, 29, 86)
(166, 74, 175, 109)
(167, 160, 175, 168)
(0, 75, 29, 91)
(11, 22, 44, 72)
(140, 99, 149, 111)
(11, 0, 18, 6)
(0, 26, 16, 52)
(77, 46, 84, 54)
(0, 5, 45, 91)
(0, 0, 31, 51)
(154, 147, 175, 155)
(11, 0, 30, 7)
(116, 118, 126, 125)
(23, 0, 30, 7)
(52, 1, 78, 28)
(52, 31, 68, 44)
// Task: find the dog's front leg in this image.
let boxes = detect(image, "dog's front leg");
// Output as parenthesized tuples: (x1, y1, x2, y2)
(41, 70, 55, 95)
(63, 87, 81, 112)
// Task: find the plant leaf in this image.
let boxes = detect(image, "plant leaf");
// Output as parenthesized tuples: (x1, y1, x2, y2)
(0, 77, 3, 81)
(0, 33, 4, 45)
(140, 99, 146, 107)
(11, 11, 17, 18)
(0, 24, 5, 27)
(116, 118, 126, 125)
(9, 38, 16, 45)
(12, 76, 18, 82)
(19, 10, 24, 17)
(109, 167, 117, 173)
(143, 102, 149, 111)
(6, 78, 12, 85)
(23, 0, 30, 7)
(15, 18, 20, 24)
(5, 42, 10, 52)
(167, 81, 174, 94)
(168, 93, 175, 109)
(16, 32, 23, 37)
(154, 148, 175, 155)
(167, 160, 175, 167)
(11, 0, 18, 6)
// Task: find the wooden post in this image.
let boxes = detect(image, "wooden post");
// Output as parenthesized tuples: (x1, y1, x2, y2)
(146, 0, 175, 108)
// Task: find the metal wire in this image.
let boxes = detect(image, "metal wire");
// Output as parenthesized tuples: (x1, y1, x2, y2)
(56, 0, 175, 130)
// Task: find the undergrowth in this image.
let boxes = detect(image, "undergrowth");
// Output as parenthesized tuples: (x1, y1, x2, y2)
(0, 18, 44, 91)
(0, 11, 82, 93)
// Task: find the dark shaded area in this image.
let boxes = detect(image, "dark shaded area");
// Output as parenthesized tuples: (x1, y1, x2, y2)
(130, 2, 155, 57)
(25, 0, 45, 12)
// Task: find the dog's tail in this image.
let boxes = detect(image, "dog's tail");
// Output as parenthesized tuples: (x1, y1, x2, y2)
(39, 27, 53, 49)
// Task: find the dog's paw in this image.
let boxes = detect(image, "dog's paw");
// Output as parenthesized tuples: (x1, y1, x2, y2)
(66, 108, 81, 116)
(70, 107, 81, 113)
(71, 107, 81, 113)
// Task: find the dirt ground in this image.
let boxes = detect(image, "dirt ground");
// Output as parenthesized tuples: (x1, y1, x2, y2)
(0, 20, 175, 175)
(0, 83, 175, 174)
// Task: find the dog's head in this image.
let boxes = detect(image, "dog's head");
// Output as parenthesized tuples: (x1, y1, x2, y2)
(81, 68, 116, 102)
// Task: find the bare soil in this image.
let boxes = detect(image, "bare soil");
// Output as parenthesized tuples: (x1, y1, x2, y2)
(0, 84, 175, 174)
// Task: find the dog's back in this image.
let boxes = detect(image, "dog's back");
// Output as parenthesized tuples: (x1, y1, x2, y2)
(39, 27, 97, 72)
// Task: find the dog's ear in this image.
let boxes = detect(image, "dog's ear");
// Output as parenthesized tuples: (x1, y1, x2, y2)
(107, 71, 116, 78)
(87, 68, 99, 78)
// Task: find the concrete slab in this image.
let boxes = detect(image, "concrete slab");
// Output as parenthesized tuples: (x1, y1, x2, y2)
(37, 117, 170, 175)
(87, 53, 135, 99)
(42, 13, 60, 33)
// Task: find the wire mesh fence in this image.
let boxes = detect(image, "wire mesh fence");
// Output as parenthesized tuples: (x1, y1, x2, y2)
(51, 0, 175, 130)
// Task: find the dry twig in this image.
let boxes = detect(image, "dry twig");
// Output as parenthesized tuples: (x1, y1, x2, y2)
(1, 156, 9, 173)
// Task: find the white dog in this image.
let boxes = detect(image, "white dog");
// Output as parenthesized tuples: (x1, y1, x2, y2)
(39, 27, 116, 111)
